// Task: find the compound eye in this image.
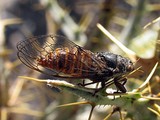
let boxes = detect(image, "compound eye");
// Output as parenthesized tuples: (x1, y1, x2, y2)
(104, 55, 117, 68)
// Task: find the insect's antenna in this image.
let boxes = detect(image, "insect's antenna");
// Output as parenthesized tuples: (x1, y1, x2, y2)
(130, 66, 142, 75)
(135, 68, 144, 73)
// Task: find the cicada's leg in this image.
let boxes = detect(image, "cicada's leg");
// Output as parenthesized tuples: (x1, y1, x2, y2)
(114, 77, 127, 93)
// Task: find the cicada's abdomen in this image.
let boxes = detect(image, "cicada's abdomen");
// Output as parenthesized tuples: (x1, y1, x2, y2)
(36, 47, 93, 77)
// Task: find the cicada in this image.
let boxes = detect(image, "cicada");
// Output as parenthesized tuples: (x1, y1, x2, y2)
(17, 35, 134, 93)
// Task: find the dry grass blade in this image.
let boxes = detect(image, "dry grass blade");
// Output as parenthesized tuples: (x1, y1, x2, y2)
(97, 23, 136, 61)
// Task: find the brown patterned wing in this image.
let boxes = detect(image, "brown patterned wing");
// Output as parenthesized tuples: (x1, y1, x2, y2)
(17, 34, 106, 78)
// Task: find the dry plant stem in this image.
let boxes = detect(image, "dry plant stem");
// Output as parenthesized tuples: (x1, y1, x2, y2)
(19, 76, 142, 110)
(88, 104, 95, 120)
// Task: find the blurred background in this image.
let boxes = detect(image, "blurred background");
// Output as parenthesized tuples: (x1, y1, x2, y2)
(0, 0, 160, 120)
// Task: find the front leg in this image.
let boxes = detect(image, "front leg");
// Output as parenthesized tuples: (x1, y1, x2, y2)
(114, 77, 127, 93)
(90, 81, 106, 95)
